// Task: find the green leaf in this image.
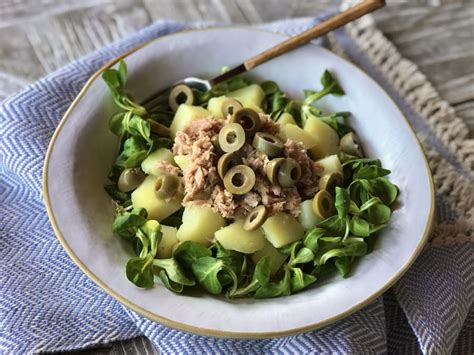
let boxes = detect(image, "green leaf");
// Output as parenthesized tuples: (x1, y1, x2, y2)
(366, 203, 391, 225)
(318, 241, 368, 265)
(338, 151, 360, 164)
(194, 89, 214, 105)
(153, 258, 195, 286)
(109, 112, 126, 137)
(118, 60, 128, 87)
(348, 179, 372, 206)
(211, 76, 252, 96)
(317, 215, 346, 237)
(192, 257, 237, 295)
(317, 112, 351, 137)
(115, 136, 148, 168)
(369, 223, 387, 234)
(321, 70, 344, 96)
(303, 228, 326, 253)
(255, 268, 291, 299)
(359, 197, 383, 212)
(102, 69, 122, 96)
(368, 178, 399, 205)
(140, 220, 162, 257)
(278, 241, 301, 256)
(102, 61, 146, 115)
(354, 165, 391, 180)
(342, 158, 381, 170)
(215, 242, 245, 279)
(227, 256, 271, 298)
(173, 241, 211, 269)
(303, 70, 344, 106)
(349, 200, 360, 215)
(125, 114, 152, 143)
(112, 208, 147, 239)
(260, 81, 280, 95)
(159, 270, 184, 293)
(335, 257, 351, 278)
(290, 268, 317, 293)
(291, 247, 315, 265)
(349, 216, 370, 237)
(335, 187, 350, 219)
(148, 136, 172, 154)
(270, 91, 287, 116)
(254, 256, 272, 287)
(126, 254, 154, 288)
(124, 150, 148, 168)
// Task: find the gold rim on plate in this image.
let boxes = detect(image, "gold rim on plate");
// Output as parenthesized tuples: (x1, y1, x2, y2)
(42, 26, 435, 338)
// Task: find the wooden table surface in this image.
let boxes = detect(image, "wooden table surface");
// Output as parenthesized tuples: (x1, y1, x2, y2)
(1, 0, 472, 353)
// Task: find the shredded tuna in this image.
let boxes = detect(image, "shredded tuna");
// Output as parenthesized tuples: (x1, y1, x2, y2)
(154, 160, 180, 176)
(173, 116, 317, 218)
(173, 117, 222, 156)
(283, 140, 320, 198)
(259, 113, 280, 136)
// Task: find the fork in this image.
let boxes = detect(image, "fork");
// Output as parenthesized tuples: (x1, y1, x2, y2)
(142, 0, 385, 113)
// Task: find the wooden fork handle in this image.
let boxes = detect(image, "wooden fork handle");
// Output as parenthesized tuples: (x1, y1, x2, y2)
(243, 0, 385, 71)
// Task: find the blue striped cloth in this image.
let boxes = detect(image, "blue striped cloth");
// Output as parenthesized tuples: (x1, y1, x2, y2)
(1, 18, 472, 354)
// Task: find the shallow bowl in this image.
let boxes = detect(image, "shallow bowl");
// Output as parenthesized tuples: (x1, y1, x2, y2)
(44, 27, 434, 337)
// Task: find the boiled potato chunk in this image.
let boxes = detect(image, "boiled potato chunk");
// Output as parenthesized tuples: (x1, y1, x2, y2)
(251, 241, 287, 275)
(176, 205, 225, 247)
(131, 176, 182, 221)
(207, 96, 227, 120)
(215, 220, 266, 254)
(315, 154, 342, 176)
(298, 199, 323, 230)
(156, 225, 179, 259)
(169, 104, 212, 138)
(262, 213, 305, 248)
(228, 84, 265, 108)
(305, 116, 340, 159)
(141, 148, 176, 176)
(278, 124, 318, 149)
(174, 155, 191, 171)
(277, 112, 297, 126)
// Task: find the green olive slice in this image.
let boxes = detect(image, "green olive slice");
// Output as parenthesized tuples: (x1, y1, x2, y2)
(217, 152, 241, 179)
(252, 132, 283, 158)
(319, 172, 344, 195)
(312, 190, 335, 219)
(221, 98, 243, 118)
(265, 157, 285, 185)
(154, 174, 181, 199)
(230, 108, 261, 137)
(340, 132, 362, 157)
(223, 165, 256, 195)
(244, 205, 267, 231)
(277, 158, 302, 188)
(118, 168, 145, 192)
(211, 135, 224, 155)
(218, 123, 246, 153)
(168, 84, 194, 111)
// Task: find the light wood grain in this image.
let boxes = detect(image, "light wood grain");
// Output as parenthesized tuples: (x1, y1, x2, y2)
(244, 0, 385, 70)
(0, 1, 472, 354)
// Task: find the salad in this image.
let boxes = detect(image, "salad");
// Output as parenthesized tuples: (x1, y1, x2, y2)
(103, 61, 399, 298)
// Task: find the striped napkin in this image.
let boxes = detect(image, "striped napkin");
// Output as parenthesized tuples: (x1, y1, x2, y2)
(0, 16, 472, 354)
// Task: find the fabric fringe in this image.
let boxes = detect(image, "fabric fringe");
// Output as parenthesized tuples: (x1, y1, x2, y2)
(342, 1, 474, 174)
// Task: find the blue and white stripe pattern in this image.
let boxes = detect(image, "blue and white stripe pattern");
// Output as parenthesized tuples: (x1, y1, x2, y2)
(0, 18, 472, 354)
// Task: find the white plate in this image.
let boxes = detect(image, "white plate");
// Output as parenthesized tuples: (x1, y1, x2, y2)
(43, 28, 434, 337)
